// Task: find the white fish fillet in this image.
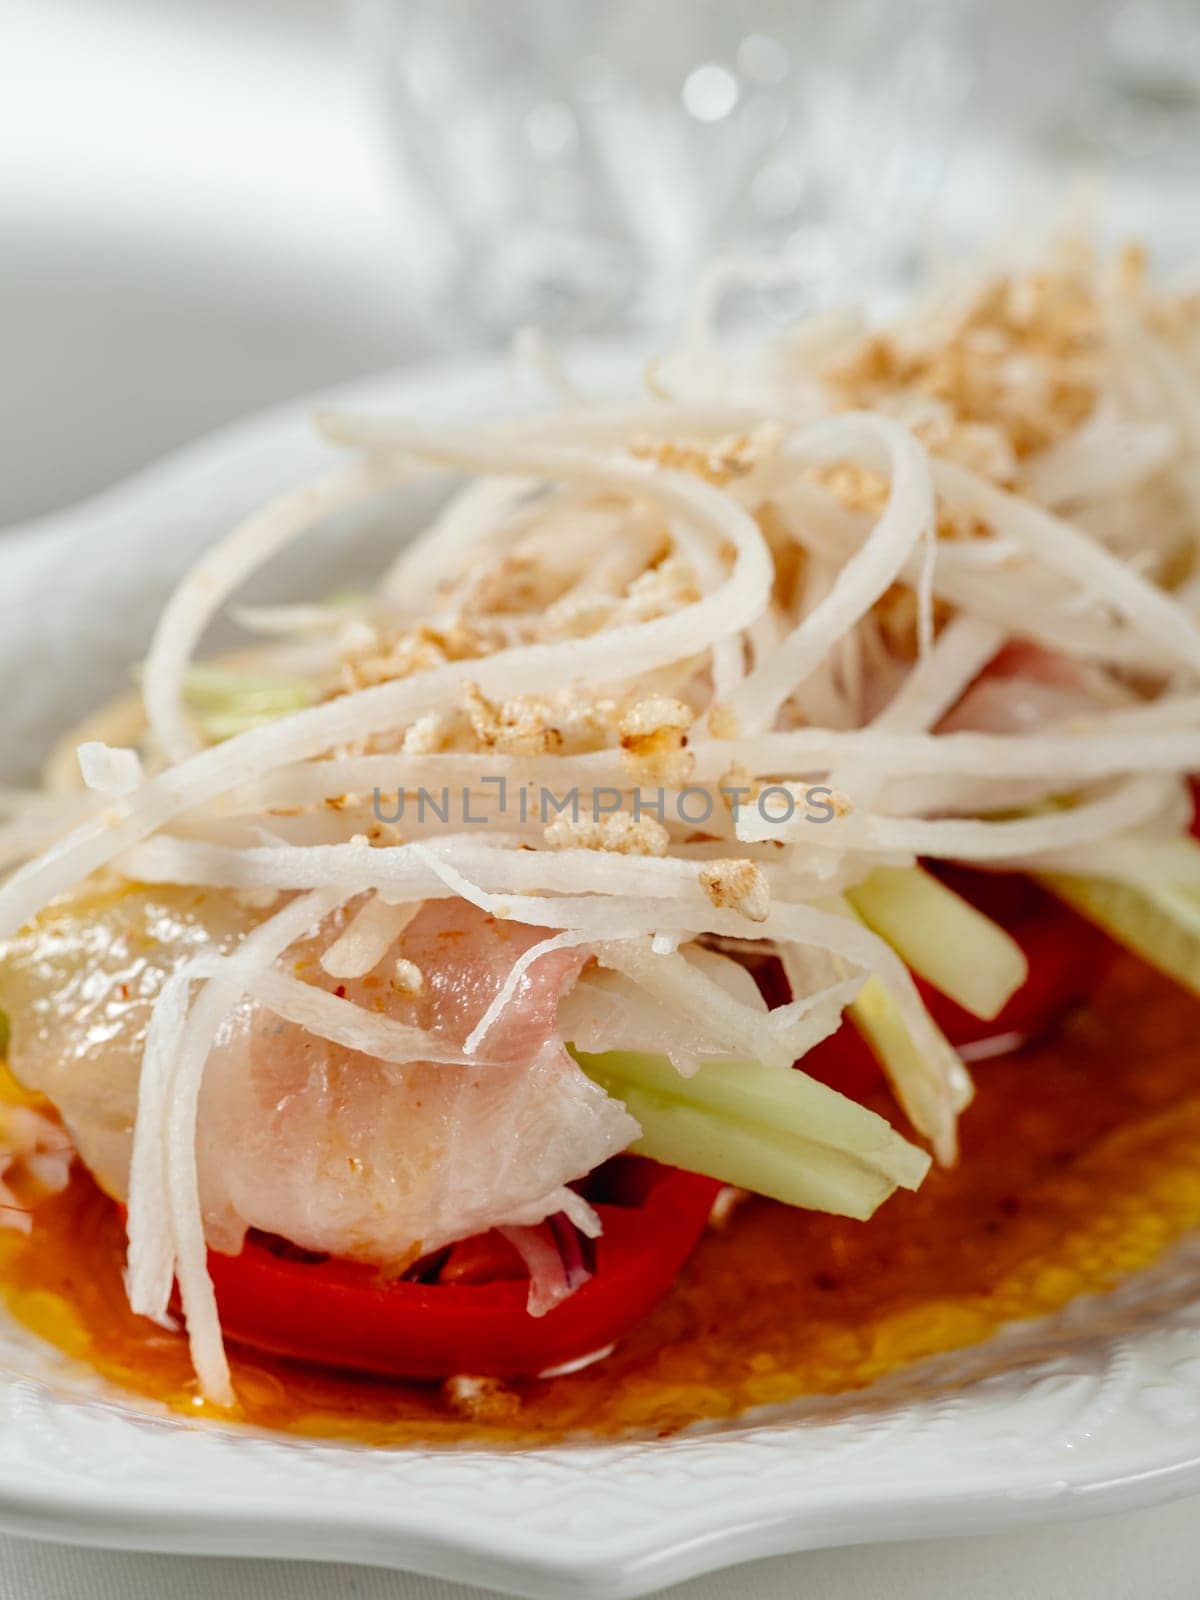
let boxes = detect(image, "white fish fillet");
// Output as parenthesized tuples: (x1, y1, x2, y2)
(0, 888, 637, 1267)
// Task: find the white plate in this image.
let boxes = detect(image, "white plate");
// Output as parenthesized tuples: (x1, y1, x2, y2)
(5, 354, 1200, 1598)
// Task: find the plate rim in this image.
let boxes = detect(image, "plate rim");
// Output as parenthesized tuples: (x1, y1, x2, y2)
(0, 1452, 1198, 1599)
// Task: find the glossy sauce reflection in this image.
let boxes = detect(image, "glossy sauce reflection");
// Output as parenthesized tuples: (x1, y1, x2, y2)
(3, 952, 1200, 1445)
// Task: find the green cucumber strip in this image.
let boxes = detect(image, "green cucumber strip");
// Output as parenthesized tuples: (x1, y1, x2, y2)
(574, 1047, 930, 1220)
(193, 709, 312, 740)
(181, 666, 317, 743)
(847, 865, 1027, 1022)
(847, 974, 971, 1163)
(182, 665, 317, 704)
(1042, 873, 1200, 998)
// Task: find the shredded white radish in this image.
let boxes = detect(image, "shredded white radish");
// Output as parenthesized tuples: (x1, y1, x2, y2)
(127, 889, 347, 1403)
(144, 458, 418, 764)
(933, 460, 1200, 677)
(382, 473, 536, 606)
(512, 325, 584, 407)
(831, 615, 1007, 811)
(595, 937, 863, 1071)
(230, 602, 353, 637)
(1024, 414, 1177, 508)
(0, 448, 771, 940)
(737, 774, 1175, 859)
(464, 931, 594, 1056)
(872, 616, 1007, 734)
(319, 895, 421, 980)
(77, 742, 144, 798)
(730, 414, 935, 732)
(499, 1223, 576, 1316)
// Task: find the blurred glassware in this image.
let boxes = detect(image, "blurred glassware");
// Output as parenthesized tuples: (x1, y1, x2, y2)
(1082, 0, 1200, 169)
(351, 0, 982, 339)
(1008, 0, 1200, 176)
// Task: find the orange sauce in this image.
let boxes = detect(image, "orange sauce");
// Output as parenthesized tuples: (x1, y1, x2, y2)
(3, 951, 1200, 1445)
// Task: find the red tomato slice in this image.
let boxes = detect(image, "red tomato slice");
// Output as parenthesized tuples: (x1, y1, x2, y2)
(796, 1017, 887, 1100)
(435, 1230, 528, 1286)
(749, 867, 1113, 1104)
(923, 865, 1112, 1051)
(207, 1157, 718, 1381)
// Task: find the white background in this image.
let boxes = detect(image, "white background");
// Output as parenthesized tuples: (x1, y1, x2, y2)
(2, 1, 1199, 1594)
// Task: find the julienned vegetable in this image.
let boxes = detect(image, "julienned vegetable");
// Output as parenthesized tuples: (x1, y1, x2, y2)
(573, 1047, 930, 1219)
(183, 665, 316, 740)
(917, 872, 1110, 1049)
(845, 976, 969, 1166)
(846, 866, 1028, 1022)
(1042, 873, 1200, 998)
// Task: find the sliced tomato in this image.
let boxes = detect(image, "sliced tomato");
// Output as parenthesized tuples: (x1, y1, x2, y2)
(747, 867, 1112, 1104)
(795, 1016, 887, 1100)
(435, 1230, 528, 1286)
(926, 865, 1112, 1051)
(206, 1157, 718, 1382)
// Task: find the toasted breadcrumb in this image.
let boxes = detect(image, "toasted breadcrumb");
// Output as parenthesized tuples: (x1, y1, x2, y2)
(618, 696, 696, 786)
(698, 859, 770, 923)
(401, 713, 451, 755)
(340, 620, 499, 693)
(544, 810, 670, 856)
(719, 762, 760, 810)
(825, 253, 1105, 460)
(624, 557, 702, 620)
(290, 247, 1200, 809)
(461, 683, 565, 757)
(629, 426, 782, 485)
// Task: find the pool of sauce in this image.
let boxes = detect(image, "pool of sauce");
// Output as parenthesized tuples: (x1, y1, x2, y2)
(3, 951, 1200, 1446)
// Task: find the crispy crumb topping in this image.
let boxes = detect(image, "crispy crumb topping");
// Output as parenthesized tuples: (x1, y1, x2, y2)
(629, 425, 783, 484)
(824, 252, 1109, 462)
(618, 696, 696, 786)
(698, 858, 771, 923)
(543, 810, 670, 856)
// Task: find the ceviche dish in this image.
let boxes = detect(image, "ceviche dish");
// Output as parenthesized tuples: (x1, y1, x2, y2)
(3, 239, 1200, 1445)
